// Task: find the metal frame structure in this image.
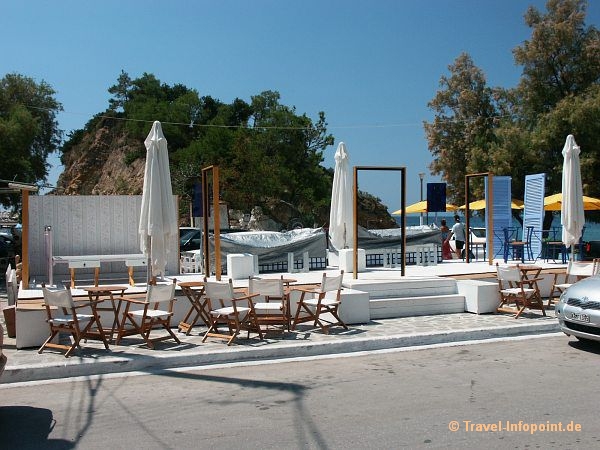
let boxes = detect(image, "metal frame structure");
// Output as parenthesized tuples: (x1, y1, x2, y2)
(353, 166, 406, 279)
(465, 172, 494, 265)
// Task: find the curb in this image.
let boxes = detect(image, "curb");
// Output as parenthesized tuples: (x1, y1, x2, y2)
(1, 321, 560, 384)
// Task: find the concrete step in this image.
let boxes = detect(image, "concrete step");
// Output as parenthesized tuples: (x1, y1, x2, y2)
(344, 277, 458, 299)
(369, 294, 465, 319)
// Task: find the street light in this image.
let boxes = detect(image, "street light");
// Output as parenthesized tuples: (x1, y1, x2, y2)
(418, 172, 425, 226)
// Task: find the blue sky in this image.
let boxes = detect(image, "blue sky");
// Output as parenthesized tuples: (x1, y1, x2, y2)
(3, 0, 599, 212)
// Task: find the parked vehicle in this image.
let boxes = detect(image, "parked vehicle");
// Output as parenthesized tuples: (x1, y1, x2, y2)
(556, 275, 600, 343)
(180, 228, 201, 252)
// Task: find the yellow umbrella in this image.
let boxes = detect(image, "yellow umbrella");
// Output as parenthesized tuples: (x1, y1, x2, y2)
(544, 193, 600, 211)
(391, 200, 458, 215)
(458, 199, 524, 210)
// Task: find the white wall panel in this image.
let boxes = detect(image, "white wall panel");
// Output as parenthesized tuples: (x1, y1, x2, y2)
(28, 195, 178, 282)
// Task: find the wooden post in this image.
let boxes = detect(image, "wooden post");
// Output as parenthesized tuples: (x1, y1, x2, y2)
(213, 166, 221, 281)
(201, 165, 221, 280)
(202, 169, 210, 279)
(353, 167, 358, 280)
(21, 188, 30, 289)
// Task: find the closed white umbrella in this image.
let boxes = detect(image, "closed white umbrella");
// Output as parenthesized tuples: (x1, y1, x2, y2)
(329, 142, 353, 250)
(139, 121, 178, 279)
(561, 134, 585, 260)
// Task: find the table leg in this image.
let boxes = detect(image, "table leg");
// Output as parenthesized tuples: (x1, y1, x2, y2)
(108, 293, 125, 343)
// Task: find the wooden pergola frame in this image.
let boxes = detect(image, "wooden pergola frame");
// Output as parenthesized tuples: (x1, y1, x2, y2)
(353, 166, 406, 279)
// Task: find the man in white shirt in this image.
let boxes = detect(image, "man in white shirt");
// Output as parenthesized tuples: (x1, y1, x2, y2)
(445, 214, 466, 259)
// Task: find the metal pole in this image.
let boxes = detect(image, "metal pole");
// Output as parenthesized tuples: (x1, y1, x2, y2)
(45, 225, 53, 286)
(419, 173, 425, 226)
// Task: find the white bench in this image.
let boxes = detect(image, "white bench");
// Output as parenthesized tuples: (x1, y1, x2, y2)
(53, 254, 147, 287)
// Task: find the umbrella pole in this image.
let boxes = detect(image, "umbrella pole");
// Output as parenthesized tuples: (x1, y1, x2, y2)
(146, 235, 152, 285)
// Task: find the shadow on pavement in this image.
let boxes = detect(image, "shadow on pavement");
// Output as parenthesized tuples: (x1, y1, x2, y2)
(0, 406, 74, 449)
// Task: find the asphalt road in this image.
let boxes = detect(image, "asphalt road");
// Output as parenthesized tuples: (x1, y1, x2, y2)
(1, 335, 598, 449)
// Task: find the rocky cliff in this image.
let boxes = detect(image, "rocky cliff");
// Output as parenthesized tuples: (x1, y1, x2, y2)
(56, 117, 145, 195)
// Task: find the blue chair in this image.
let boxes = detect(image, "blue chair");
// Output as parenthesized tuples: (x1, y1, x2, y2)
(503, 226, 534, 263)
(542, 228, 566, 263)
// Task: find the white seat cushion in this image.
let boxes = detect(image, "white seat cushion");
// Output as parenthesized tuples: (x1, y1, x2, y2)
(211, 306, 250, 316)
(130, 309, 171, 319)
(304, 298, 340, 307)
(554, 283, 572, 290)
(254, 302, 283, 311)
(500, 288, 535, 295)
(49, 314, 94, 324)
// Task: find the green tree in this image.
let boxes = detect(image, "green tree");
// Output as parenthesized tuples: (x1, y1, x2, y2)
(0, 73, 62, 209)
(172, 90, 334, 227)
(513, 0, 600, 120)
(108, 72, 202, 151)
(426, 0, 600, 214)
(530, 85, 600, 196)
(424, 53, 498, 204)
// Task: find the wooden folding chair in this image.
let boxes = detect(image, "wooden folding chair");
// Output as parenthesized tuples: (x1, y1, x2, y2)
(248, 277, 288, 332)
(291, 271, 347, 334)
(496, 263, 545, 318)
(116, 279, 181, 349)
(548, 260, 593, 307)
(39, 285, 110, 357)
(202, 279, 263, 345)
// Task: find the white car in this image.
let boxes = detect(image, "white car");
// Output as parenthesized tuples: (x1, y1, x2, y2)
(556, 276, 600, 343)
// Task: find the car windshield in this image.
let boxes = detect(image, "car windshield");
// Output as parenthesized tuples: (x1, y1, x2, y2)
(180, 230, 195, 241)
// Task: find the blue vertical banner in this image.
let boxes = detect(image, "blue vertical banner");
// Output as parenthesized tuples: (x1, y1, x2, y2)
(427, 183, 447, 212)
(192, 182, 203, 217)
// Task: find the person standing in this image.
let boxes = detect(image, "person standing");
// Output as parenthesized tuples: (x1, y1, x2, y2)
(445, 214, 466, 259)
(440, 219, 453, 260)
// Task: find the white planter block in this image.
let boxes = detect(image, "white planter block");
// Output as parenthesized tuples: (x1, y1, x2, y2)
(226, 253, 257, 280)
(457, 279, 499, 314)
(338, 248, 366, 273)
(333, 288, 370, 324)
(16, 304, 50, 349)
(288, 287, 370, 325)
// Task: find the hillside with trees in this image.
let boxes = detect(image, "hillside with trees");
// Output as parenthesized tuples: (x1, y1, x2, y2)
(54, 73, 396, 230)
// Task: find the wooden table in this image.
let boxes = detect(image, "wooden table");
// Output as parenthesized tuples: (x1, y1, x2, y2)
(177, 281, 211, 335)
(83, 285, 128, 343)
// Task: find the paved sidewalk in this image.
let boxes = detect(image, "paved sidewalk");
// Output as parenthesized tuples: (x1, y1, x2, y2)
(1, 298, 560, 385)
